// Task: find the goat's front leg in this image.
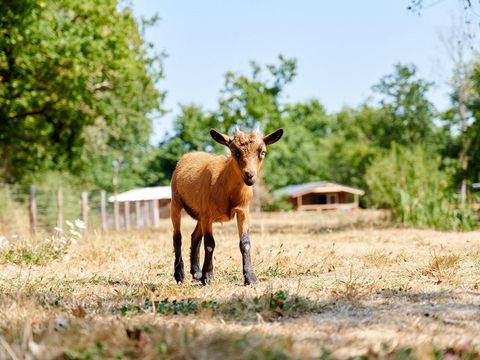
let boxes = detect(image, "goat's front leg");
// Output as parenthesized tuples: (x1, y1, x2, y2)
(236, 209, 258, 285)
(171, 201, 184, 283)
(190, 222, 203, 280)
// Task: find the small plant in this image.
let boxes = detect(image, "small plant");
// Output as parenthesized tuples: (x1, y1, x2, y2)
(1, 219, 84, 265)
(47, 219, 85, 253)
(120, 298, 220, 316)
(119, 291, 318, 322)
(420, 253, 460, 283)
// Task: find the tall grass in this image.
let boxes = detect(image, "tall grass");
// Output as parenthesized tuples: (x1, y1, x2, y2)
(366, 145, 475, 230)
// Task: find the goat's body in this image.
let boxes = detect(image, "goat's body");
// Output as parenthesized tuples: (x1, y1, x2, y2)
(171, 152, 253, 223)
(170, 128, 283, 286)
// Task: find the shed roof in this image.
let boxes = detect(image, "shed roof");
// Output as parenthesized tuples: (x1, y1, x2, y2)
(108, 186, 171, 202)
(274, 181, 365, 197)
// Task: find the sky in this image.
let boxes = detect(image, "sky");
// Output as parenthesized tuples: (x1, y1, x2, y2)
(132, 0, 469, 143)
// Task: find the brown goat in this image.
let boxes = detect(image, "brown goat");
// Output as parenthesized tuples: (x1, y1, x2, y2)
(170, 127, 284, 285)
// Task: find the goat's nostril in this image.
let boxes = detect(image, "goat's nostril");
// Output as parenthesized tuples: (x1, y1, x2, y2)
(245, 172, 254, 179)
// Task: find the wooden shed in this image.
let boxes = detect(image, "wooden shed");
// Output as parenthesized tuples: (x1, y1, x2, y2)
(274, 181, 365, 211)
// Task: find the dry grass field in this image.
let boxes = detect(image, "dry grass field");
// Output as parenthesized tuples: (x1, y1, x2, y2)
(1, 210, 480, 359)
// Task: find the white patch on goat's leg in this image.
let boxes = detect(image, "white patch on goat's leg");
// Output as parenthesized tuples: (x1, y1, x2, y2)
(207, 246, 213, 252)
(244, 244, 250, 251)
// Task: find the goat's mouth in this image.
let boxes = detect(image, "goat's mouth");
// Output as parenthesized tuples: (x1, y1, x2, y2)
(243, 177, 255, 186)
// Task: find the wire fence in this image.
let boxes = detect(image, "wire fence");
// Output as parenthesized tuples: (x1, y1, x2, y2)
(0, 183, 170, 238)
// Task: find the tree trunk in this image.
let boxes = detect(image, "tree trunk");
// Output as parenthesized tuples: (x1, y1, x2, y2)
(458, 84, 470, 208)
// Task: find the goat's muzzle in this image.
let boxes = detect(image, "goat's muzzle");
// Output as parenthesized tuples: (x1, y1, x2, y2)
(243, 171, 256, 186)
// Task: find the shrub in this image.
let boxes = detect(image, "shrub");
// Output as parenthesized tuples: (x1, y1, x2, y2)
(366, 145, 475, 230)
(263, 196, 294, 212)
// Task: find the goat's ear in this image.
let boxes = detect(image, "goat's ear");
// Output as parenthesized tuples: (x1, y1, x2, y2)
(263, 128, 284, 145)
(210, 129, 231, 146)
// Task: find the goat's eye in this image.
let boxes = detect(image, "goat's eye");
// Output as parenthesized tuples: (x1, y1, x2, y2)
(233, 150, 241, 159)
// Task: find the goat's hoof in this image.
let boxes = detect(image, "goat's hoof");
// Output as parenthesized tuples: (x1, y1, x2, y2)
(174, 273, 184, 284)
(192, 271, 202, 280)
(244, 273, 258, 286)
(201, 272, 213, 285)
(174, 264, 185, 284)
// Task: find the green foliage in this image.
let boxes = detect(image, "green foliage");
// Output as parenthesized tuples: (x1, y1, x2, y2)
(217, 54, 296, 132)
(119, 291, 318, 322)
(120, 298, 215, 316)
(146, 105, 218, 185)
(372, 63, 436, 147)
(263, 99, 332, 189)
(0, 0, 164, 187)
(366, 145, 474, 230)
(150, 61, 477, 233)
(2, 244, 61, 265)
(461, 62, 480, 184)
(1, 1, 476, 235)
(151, 56, 300, 186)
(262, 196, 293, 212)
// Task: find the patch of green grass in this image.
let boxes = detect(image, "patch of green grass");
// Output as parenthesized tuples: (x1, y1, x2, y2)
(62, 342, 105, 360)
(119, 290, 320, 321)
(120, 298, 220, 316)
(2, 244, 63, 265)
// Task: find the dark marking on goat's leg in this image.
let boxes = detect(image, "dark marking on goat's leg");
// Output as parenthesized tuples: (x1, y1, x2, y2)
(240, 232, 257, 285)
(190, 222, 202, 280)
(173, 232, 184, 283)
(201, 233, 215, 285)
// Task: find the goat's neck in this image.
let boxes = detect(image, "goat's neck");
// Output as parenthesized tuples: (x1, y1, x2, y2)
(223, 157, 248, 193)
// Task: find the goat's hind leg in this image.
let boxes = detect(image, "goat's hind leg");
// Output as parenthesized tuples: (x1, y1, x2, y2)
(200, 221, 215, 285)
(171, 200, 184, 283)
(190, 221, 203, 280)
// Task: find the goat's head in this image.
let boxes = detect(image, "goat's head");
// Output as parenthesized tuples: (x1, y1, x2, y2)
(210, 127, 284, 186)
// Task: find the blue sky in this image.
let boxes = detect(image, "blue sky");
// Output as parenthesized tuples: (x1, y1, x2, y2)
(132, 0, 466, 143)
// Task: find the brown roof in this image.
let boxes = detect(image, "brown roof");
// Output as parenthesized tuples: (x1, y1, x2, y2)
(274, 181, 365, 197)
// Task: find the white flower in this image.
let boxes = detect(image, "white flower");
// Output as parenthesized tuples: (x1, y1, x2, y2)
(74, 219, 86, 229)
(54, 227, 63, 232)
(0, 235, 9, 250)
(69, 229, 82, 238)
(66, 220, 74, 228)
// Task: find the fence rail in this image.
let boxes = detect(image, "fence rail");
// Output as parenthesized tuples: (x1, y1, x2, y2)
(0, 184, 168, 237)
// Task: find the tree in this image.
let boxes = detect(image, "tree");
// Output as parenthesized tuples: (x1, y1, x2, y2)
(216, 54, 296, 133)
(372, 64, 437, 147)
(438, 18, 476, 207)
(150, 57, 339, 194)
(151, 56, 299, 189)
(323, 106, 384, 190)
(146, 105, 216, 185)
(408, 0, 474, 14)
(262, 99, 332, 189)
(0, 0, 164, 188)
(464, 64, 480, 185)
